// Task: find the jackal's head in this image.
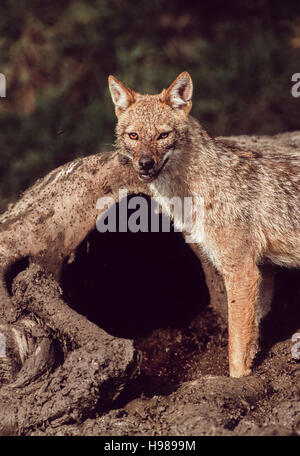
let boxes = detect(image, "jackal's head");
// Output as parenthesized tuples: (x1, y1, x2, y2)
(108, 72, 193, 182)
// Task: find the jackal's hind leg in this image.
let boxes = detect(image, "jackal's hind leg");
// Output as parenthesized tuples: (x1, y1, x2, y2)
(257, 264, 276, 324)
(224, 262, 261, 378)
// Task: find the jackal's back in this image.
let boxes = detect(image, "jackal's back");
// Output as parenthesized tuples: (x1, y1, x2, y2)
(214, 131, 300, 266)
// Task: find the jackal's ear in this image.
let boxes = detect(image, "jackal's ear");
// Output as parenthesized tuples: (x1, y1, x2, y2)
(108, 75, 136, 118)
(161, 72, 193, 115)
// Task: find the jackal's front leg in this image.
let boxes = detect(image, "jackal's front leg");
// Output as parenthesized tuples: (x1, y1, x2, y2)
(223, 262, 261, 378)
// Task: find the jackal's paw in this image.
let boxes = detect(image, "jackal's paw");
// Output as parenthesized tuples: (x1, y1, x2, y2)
(229, 365, 252, 378)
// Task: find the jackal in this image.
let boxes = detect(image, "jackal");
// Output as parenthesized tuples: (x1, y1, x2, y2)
(108, 71, 300, 378)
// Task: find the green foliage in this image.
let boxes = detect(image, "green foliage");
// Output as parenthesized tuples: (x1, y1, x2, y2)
(0, 0, 299, 211)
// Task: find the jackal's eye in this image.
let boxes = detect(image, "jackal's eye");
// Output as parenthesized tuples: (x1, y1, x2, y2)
(158, 132, 170, 140)
(128, 132, 138, 140)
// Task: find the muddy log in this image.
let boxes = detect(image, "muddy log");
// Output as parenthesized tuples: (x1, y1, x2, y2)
(0, 151, 149, 434)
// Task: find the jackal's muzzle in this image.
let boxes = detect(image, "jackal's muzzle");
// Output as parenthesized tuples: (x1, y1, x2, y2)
(136, 154, 169, 182)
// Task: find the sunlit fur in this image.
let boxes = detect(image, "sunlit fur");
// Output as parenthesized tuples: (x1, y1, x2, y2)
(109, 72, 300, 378)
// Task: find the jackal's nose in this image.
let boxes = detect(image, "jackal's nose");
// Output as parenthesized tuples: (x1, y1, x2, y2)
(138, 155, 155, 171)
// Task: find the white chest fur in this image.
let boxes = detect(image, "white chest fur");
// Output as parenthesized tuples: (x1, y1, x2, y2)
(149, 178, 221, 269)
(149, 179, 201, 239)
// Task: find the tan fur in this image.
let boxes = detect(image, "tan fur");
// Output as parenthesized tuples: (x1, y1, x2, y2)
(109, 72, 300, 378)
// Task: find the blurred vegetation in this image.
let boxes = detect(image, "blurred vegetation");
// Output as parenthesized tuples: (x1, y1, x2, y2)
(0, 0, 299, 212)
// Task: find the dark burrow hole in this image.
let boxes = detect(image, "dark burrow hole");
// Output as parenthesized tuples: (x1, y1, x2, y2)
(261, 267, 300, 350)
(61, 195, 227, 396)
(62, 222, 209, 339)
(6, 256, 30, 295)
